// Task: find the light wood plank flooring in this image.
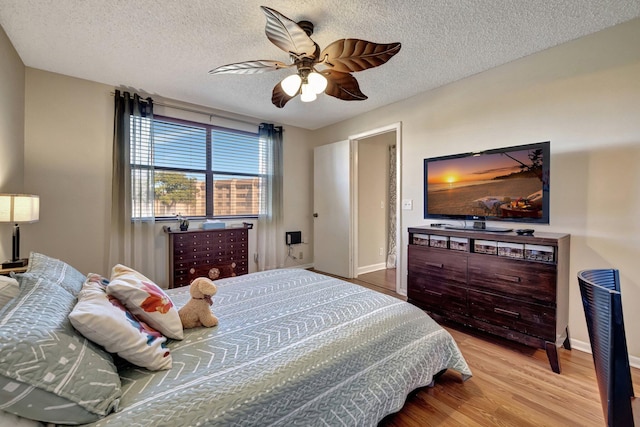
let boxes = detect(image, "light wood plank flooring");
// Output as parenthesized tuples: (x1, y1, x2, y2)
(323, 271, 640, 427)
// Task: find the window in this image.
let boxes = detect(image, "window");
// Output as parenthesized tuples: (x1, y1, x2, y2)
(131, 115, 263, 219)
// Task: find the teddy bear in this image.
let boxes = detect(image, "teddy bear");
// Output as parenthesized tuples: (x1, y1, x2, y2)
(178, 277, 219, 329)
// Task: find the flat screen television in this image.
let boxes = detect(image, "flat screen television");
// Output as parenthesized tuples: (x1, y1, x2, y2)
(423, 141, 550, 231)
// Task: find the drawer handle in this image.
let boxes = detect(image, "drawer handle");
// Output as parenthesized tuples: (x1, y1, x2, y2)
(424, 262, 444, 269)
(423, 289, 443, 297)
(494, 307, 520, 318)
(495, 273, 521, 283)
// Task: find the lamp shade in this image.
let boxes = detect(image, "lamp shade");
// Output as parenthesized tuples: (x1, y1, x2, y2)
(300, 83, 317, 102)
(0, 194, 40, 223)
(281, 74, 302, 96)
(307, 72, 328, 94)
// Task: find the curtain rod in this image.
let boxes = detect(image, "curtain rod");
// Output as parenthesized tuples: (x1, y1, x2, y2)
(111, 91, 261, 127)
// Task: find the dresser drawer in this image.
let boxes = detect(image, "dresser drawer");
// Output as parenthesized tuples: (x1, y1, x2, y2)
(408, 245, 467, 287)
(229, 248, 248, 258)
(468, 290, 555, 341)
(187, 262, 242, 282)
(408, 274, 467, 315)
(468, 256, 556, 304)
(173, 274, 190, 288)
(174, 246, 216, 257)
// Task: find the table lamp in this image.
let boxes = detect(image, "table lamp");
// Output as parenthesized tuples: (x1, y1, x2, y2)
(0, 194, 39, 269)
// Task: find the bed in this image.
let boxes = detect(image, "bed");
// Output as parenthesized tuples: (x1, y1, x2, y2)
(0, 253, 471, 426)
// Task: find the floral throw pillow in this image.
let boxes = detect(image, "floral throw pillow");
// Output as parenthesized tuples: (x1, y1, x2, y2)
(69, 274, 172, 370)
(106, 265, 184, 340)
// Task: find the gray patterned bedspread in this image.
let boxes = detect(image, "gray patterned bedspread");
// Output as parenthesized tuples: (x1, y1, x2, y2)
(87, 269, 471, 427)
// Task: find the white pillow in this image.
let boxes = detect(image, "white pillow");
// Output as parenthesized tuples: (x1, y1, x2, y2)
(69, 274, 172, 371)
(0, 276, 19, 309)
(107, 264, 184, 340)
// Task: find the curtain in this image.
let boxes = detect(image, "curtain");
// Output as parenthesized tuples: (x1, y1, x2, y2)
(256, 123, 283, 271)
(109, 90, 157, 279)
(386, 144, 397, 268)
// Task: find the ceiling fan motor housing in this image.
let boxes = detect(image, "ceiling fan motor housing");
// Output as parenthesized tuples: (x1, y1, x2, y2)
(297, 20, 314, 36)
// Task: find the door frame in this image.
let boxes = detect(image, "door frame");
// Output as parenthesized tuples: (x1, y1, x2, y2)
(349, 122, 402, 293)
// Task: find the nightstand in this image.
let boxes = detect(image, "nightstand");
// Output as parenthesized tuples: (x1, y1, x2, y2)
(0, 263, 28, 276)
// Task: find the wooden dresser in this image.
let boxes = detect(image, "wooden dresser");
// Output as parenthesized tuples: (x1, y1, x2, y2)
(166, 227, 249, 288)
(407, 226, 570, 373)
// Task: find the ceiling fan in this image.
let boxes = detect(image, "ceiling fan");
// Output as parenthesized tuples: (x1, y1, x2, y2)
(209, 6, 402, 108)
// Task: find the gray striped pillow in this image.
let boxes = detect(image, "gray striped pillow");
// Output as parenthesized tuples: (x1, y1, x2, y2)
(0, 273, 121, 424)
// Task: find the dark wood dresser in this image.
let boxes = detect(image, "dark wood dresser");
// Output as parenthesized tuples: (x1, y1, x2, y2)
(407, 226, 570, 373)
(166, 227, 249, 288)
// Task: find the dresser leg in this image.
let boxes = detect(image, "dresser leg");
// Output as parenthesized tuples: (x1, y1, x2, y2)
(545, 342, 561, 374)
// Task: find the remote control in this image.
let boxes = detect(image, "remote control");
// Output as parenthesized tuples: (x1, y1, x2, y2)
(515, 229, 535, 235)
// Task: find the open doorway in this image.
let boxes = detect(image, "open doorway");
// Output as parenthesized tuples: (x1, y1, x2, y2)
(351, 123, 401, 293)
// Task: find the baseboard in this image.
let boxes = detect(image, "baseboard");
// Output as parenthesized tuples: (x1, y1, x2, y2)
(285, 263, 314, 270)
(357, 263, 387, 276)
(571, 338, 640, 369)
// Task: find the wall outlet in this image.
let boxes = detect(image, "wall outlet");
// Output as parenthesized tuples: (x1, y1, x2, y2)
(299, 251, 303, 260)
(379, 247, 384, 256)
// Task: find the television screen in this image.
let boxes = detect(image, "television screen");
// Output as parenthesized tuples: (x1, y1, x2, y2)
(424, 141, 550, 226)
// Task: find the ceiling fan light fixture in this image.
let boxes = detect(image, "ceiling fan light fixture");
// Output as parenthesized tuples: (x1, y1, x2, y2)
(281, 74, 302, 96)
(209, 7, 402, 108)
(300, 83, 317, 102)
(307, 72, 327, 94)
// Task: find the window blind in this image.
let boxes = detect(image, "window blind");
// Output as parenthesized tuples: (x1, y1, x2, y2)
(130, 115, 262, 218)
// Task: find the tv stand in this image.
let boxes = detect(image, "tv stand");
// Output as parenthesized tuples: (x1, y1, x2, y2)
(407, 227, 570, 373)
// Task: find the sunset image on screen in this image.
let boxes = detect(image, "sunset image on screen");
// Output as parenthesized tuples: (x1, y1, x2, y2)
(428, 152, 529, 185)
(425, 147, 545, 219)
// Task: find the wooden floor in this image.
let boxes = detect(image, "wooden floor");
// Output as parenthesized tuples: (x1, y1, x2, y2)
(357, 268, 396, 291)
(336, 273, 640, 427)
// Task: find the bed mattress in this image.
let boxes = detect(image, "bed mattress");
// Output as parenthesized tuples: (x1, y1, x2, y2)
(78, 268, 470, 426)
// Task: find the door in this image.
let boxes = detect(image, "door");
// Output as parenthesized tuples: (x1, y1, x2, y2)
(313, 140, 352, 277)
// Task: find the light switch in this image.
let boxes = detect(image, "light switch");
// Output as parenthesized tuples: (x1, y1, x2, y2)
(402, 199, 413, 210)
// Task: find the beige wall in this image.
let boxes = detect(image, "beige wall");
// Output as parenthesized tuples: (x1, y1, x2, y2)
(312, 18, 640, 359)
(0, 25, 26, 261)
(19, 70, 316, 281)
(281, 125, 318, 267)
(23, 69, 114, 273)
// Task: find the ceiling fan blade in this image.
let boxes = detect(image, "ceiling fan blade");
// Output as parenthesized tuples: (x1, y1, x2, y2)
(320, 39, 401, 73)
(260, 6, 318, 59)
(321, 70, 368, 101)
(209, 60, 290, 75)
(272, 82, 295, 108)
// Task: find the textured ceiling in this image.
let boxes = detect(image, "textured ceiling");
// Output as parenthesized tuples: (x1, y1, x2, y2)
(1, 1, 639, 130)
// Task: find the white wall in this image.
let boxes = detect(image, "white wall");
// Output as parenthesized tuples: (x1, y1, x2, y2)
(0, 24, 26, 261)
(312, 19, 640, 358)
